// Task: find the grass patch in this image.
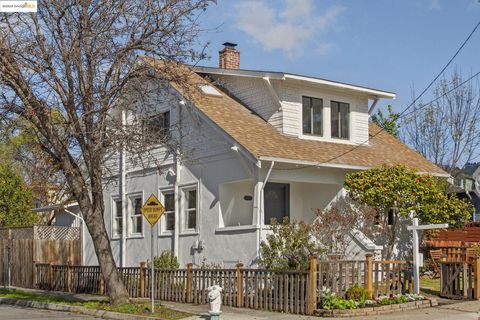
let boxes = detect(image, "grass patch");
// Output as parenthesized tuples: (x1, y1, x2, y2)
(0, 288, 190, 319)
(420, 277, 440, 294)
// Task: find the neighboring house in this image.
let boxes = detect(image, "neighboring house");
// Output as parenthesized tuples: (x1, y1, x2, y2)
(81, 43, 447, 267)
(453, 163, 480, 221)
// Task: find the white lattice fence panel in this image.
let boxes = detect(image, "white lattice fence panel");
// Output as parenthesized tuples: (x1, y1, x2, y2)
(35, 226, 80, 240)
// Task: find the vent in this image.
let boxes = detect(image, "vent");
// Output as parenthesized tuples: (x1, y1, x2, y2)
(200, 85, 222, 97)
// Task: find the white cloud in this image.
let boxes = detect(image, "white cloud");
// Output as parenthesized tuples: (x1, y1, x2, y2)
(234, 0, 345, 58)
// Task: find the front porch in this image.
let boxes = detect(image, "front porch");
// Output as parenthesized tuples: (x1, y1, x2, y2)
(218, 162, 347, 226)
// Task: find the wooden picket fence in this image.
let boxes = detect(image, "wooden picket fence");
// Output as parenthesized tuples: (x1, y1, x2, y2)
(33, 255, 413, 315)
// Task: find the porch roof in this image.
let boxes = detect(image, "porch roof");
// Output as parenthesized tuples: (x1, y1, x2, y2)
(143, 58, 447, 177)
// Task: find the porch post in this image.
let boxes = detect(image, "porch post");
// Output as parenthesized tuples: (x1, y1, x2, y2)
(253, 165, 263, 257)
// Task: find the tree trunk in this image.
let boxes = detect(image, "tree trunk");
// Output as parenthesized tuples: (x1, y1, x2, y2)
(384, 221, 397, 261)
(83, 205, 130, 305)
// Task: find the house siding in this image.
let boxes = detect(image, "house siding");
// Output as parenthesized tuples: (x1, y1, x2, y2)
(96, 85, 259, 266)
(281, 80, 370, 144)
(83, 73, 387, 267)
(209, 75, 283, 130)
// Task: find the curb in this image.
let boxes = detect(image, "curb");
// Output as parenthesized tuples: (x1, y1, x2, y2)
(0, 297, 163, 320)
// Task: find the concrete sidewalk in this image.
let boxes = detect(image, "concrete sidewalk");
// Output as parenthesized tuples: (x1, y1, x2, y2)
(163, 300, 480, 320)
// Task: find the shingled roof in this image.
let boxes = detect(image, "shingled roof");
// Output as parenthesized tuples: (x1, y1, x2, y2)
(143, 58, 447, 176)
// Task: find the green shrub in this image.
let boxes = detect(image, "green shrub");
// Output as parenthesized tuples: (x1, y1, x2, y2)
(345, 284, 370, 302)
(322, 296, 357, 310)
(152, 251, 179, 269)
(320, 288, 357, 310)
(379, 297, 394, 305)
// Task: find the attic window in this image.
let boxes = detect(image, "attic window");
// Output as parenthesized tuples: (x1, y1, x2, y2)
(200, 85, 222, 97)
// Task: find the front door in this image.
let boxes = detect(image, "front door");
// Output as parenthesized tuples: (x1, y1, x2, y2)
(264, 183, 289, 225)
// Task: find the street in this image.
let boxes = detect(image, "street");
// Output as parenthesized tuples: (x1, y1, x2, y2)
(0, 304, 101, 319)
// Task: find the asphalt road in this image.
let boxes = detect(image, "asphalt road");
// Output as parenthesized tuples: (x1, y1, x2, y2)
(0, 304, 101, 319)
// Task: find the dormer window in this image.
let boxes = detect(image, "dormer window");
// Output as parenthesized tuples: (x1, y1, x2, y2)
(331, 101, 349, 139)
(302, 96, 323, 136)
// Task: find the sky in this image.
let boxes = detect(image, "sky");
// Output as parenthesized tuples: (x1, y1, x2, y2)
(196, 0, 480, 113)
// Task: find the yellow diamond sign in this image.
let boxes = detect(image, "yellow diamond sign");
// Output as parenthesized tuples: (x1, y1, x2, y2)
(141, 194, 165, 226)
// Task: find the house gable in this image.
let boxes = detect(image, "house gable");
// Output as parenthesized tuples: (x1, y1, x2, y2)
(143, 58, 446, 176)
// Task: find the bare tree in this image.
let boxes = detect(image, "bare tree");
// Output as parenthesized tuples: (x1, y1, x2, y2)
(0, 0, 210, 304)
(311, 197, 378, 259)
(402, 69, 480, 174)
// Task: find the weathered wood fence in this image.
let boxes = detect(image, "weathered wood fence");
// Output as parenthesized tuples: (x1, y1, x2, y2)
(0, 226, 81, 288)
(33, 255, 413, 315)
(0, 239, 80, 288)
(440, 259, 480, 299)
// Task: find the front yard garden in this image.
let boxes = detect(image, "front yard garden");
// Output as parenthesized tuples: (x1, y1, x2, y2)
(0, 288, 190, 320)
(316, 285, 436, 317)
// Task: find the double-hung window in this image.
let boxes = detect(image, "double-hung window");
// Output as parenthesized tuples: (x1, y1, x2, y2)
(112, 199, 123, 237)
(163, 192, 175, 232)
(129, 196, 143, 235)
(331, 101, 350, 139)
(183, 188, 197, 230)
(302, 96, 323, 136)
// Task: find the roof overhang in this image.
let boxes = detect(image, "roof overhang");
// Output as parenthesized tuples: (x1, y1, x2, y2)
(259, 156, 370, 171)
(32, 202, 79, 213)
(259, 156, 450, 177)
(194, 66, 396, 100)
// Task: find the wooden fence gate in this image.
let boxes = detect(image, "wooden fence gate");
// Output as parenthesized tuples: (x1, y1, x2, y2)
(440, 260, 480, 299)
(0, 239, 81, 288)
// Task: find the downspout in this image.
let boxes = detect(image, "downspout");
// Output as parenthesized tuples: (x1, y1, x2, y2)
(257, 161, 275, 259)
(173, 152, 181, 259)
(120, 109, 127, 267)
(64, 209, 86, 266)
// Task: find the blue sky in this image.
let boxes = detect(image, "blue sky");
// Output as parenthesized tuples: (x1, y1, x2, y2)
(197, 0, 480, 113)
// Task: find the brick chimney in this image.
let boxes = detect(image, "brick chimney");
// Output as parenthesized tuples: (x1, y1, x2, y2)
(219, 42, 240, 69)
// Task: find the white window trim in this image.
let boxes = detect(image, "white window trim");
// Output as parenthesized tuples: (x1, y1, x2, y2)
(301, 96, 324, 137)
(330, 100, 351, 140)
(111, 195, 122, 240)
(180, 182, 199, 234)
(159, 187, 175, 236)
(127, 191, 145, 238)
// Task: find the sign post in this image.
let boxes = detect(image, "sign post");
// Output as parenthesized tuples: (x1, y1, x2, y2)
(141, 194, 165, 314)
(407, 218, 448, 294)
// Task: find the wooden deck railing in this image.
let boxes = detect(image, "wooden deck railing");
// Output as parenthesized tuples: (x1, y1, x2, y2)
(33, 255, 414, 315)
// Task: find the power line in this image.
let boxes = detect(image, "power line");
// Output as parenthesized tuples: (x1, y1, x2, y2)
(320, 20, 480, 165)
(401, 71, 480, 121)
(275, 20, 480, 170)
(276, 70, 480, 171)
(397, 21, 480, 118)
